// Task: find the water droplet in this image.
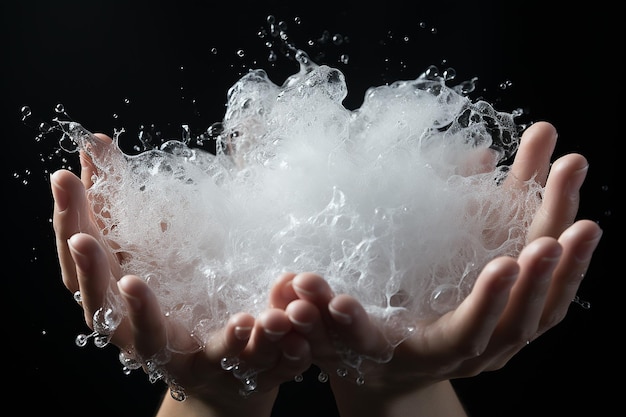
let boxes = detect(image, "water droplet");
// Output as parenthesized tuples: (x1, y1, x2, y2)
(75, 332, 94, 347)
(170, 385, 186, 402)
(94, 334, 111, 348)
(242, 376, 257, 391)
(119, 351, 142, 371)
(572, 295, 591, 309)
(430, 284, 460, 314)
(332, 34, 344, 45)
(220, 356, 239, 371)
(21, 105, 32, 119)
(92, 306, 122, 335)
(443, 67, 456, 81)
(38, 122, 52, 133)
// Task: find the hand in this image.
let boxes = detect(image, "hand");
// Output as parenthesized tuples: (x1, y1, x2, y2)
(268, 122, 603, 417)
(51, 133, 312, 417)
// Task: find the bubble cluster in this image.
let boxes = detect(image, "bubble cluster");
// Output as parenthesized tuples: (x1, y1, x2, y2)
(58, 49, 542, 386)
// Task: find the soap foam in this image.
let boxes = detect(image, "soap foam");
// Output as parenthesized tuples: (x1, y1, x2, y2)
(65, 53, 542, 367)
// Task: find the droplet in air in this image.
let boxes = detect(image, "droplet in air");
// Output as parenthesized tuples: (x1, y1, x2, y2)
(221, 356, 239, 371)
(318, 371, 329, 383)
(21, 105, 32, 121)
(38, 122, 52, 133)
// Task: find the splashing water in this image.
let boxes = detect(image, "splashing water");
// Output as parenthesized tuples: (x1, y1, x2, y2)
(54, 46, 543, 386)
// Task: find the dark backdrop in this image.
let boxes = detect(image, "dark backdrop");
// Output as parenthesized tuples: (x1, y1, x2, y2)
(3, 1, 619, 416)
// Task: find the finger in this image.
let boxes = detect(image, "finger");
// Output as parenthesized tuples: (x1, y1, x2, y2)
(68, 233, 132, 347)
(67, 233, 113, 326)
(327, 294, 389, 355)
(505, 121, 557, 187)
(201, 312, 256, 369)
(290, 274, 406, 365)
(481, 237, 563, 369)
(242, 308, 293, 369)
(224, 312, 256, 353)
(290, 273, 338, 341)
(285, 298, 341, 361)
(527, 154, 589, 241)
(539, 219, 602, 332)
(269, 271, 298, 309)
(79, 133, 121, 234)
(51, 170, 97, 292)
(79, 133, 113, 189)
(291, 273, 335, 312)
(285, 298, 324, 338)
(494, 237, 562, 343)
(268, 332, 312, 383)
(429, 257, 519, 359)
(226, 309, 312, 394)
(117, 275, 168, 358)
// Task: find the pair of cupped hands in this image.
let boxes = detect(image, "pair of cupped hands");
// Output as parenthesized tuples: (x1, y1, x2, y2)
(51, 121, 602, 417)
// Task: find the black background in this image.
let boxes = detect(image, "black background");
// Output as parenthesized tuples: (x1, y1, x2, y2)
(3, 1, 620, 416)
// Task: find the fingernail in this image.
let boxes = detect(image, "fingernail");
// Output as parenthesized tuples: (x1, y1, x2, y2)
(117, 278, 142, 311)
(264, 329, 287, 341)
(67, 236, 89, 270)
(566, 164, 588, 196)
(282, 281, 296, 299)
(283, 352, 301, 361)
(574, 229, 603, 262)
(234, 326, 252, 341)
(292, 283, 315, 298)
(328, 303, 352, 325)
(51, 174, 68, 212)
(494, 272, 518, 292)
(288, 315, 312, 333)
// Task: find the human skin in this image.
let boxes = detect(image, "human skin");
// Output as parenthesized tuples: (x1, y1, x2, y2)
(52, 134, 313, 417)
(51, 121, 601, 417)
(267, 121, 602, 417)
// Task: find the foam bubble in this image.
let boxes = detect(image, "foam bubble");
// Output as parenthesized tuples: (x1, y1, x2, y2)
(64, 52, 542, 370)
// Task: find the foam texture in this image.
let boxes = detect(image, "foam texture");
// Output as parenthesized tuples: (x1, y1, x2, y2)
(66, 57, 543, 359)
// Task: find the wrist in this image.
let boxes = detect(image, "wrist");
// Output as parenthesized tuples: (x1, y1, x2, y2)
(155, 387, 279, 417)
(330, 378, 467, 417)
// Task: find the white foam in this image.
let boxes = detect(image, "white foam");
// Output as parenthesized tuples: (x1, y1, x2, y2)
(68, 56, 542, 358)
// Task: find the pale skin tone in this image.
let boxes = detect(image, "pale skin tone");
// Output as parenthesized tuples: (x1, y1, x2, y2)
(51, 121, 602, 416)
